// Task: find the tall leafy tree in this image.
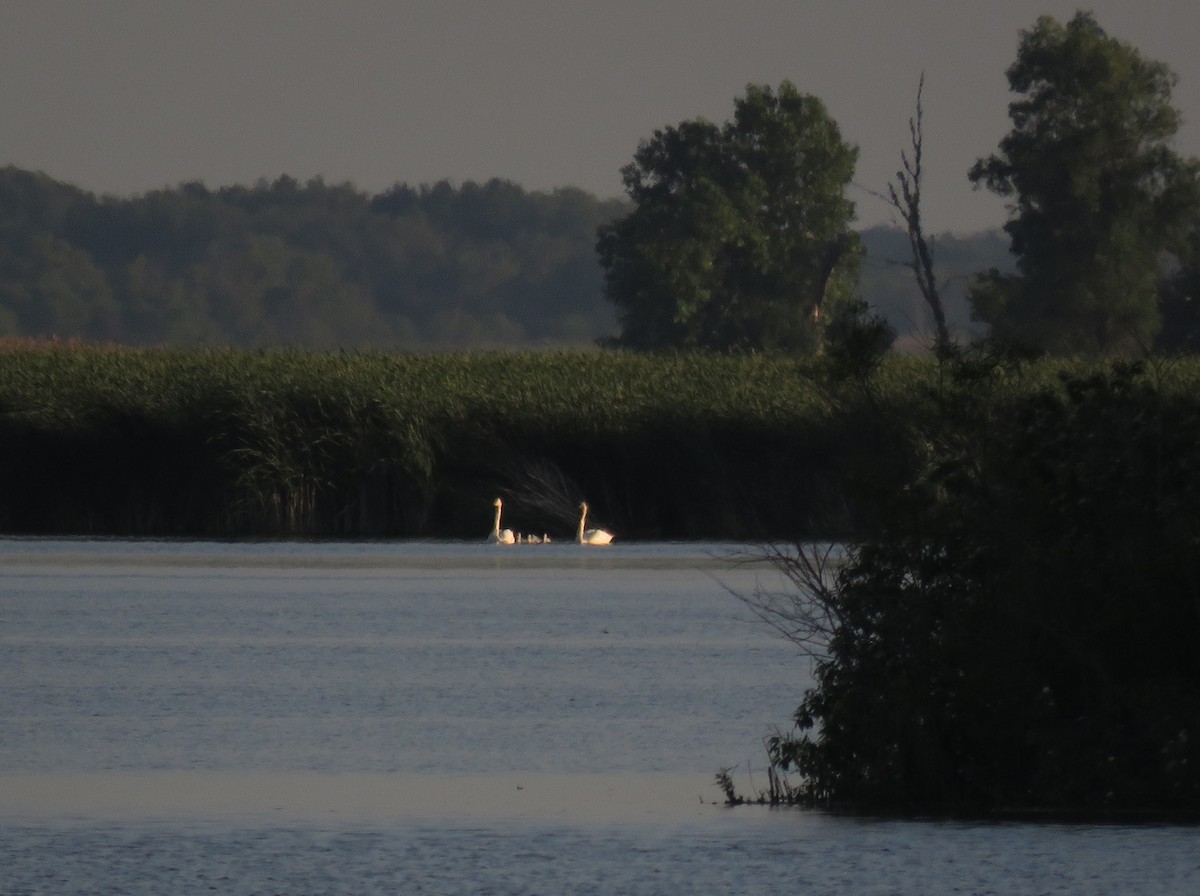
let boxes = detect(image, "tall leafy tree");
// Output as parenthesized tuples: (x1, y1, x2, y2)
(969, 12, 1200, 356)
(597, 82, 859, 352)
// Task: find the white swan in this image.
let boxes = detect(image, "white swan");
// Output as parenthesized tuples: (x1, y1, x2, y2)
(577, 501, 614, 545)
(488, 498, 516, 545)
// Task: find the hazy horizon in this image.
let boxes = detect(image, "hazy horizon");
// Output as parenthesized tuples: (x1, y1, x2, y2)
(3, 1, 1198, 234)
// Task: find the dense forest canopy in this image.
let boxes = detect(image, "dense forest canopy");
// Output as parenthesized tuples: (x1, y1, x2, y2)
(0, 165, 1005, 352)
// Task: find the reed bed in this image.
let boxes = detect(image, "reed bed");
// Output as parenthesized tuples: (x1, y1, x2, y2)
(4, 343, 1194, 539)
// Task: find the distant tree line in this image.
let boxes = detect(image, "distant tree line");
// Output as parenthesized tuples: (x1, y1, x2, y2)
(0, 170, 626, 349)
(0, 164, 1007, 353)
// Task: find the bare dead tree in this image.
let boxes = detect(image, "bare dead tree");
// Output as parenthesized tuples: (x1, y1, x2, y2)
(878, 73, 953, 356)
(727, 541, 849, 664)
(712, 540, 853, 805)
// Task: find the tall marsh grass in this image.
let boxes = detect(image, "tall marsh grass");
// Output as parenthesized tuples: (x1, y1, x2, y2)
(5, 342, 1194, 539)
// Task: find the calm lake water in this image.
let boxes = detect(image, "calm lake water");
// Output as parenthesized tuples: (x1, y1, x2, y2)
(2, 538, 1198, 894)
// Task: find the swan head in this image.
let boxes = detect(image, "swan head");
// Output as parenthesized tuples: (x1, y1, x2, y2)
(494, 498, 503, 508)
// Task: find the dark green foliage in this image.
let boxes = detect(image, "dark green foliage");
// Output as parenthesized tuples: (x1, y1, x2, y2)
(772, 356, 1200, 814)
(598, 82, 860, 352)
(822, 298, 896, 381)
(969, 12, 1200, 356)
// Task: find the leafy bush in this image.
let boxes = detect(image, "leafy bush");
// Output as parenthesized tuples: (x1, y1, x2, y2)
(764, 356, 1200, 814)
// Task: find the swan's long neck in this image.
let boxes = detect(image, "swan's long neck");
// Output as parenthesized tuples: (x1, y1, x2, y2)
(493, 503, 503, 536)
(577, 505, 587, 543)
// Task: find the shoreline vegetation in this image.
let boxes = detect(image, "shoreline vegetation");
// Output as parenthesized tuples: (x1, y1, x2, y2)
(0, 340, 914, 540)
(725, 357, 1200, 819)
(3, 341, 1200, 542)
(7, 340, 1200, 818)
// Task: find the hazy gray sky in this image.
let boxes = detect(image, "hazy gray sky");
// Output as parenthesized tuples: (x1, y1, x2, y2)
(3, 1, 1198, 232)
